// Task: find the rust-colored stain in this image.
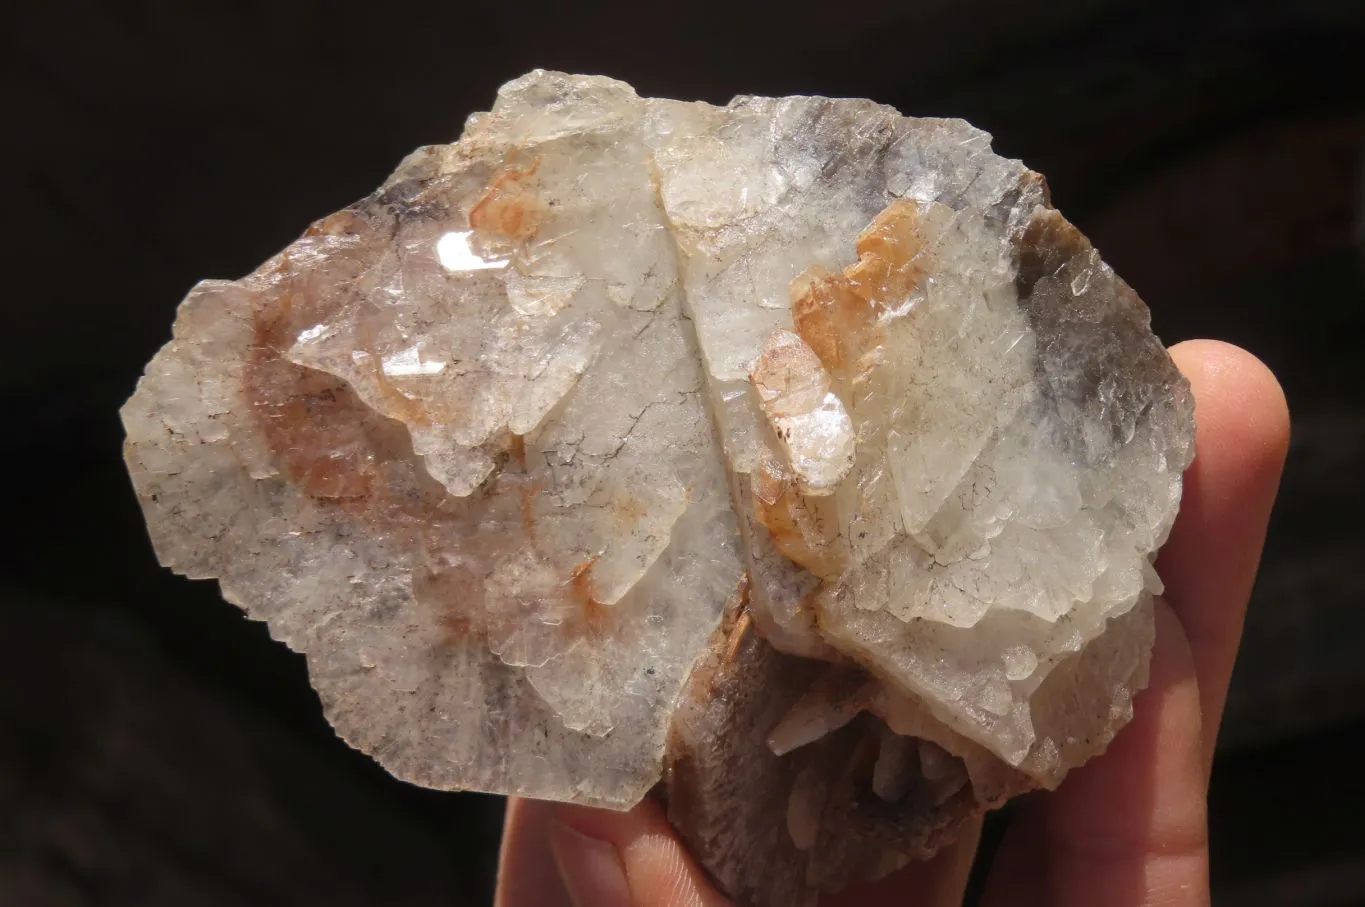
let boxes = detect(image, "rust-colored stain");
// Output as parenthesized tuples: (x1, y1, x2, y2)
(788, 198, 926, 379)
(507, 433, 527, 469)
(751, 454, 843, 580)
(242, 222, 495, 654)
(718, 571, 751, 634)
(1015, 205, 1091, 296)
(243, 235, 592, 658)
(439, 612, 475, 645)
(723, 609, 753, 664)
(790, 266, 867, 371)
(304, 208, 369, 239)
(566, 555, 613, 634)
(751, 196, 940, 584)
(749, 329, 829, 416)
(726, 572, 751, 615)
(419, 565, 487, 647)
(245, 230, 431, 510)
(845, 198, 926, 303)
(611, 492, 648, 532)
(702, 572, 751, 694)
(249, 308, 379, 503)
(799, 589, 826, 636)
(518, 479, 540, 543)
(468, 157, 544, 241)
(353, 318, 433, 427)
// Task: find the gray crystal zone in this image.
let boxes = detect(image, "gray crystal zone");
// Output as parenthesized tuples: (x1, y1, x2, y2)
(121, 71, 1194, 817)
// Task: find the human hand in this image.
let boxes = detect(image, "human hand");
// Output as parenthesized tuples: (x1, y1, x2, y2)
(495, 339, 1289, 907)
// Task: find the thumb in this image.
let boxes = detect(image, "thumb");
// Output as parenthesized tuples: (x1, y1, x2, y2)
(550, 799, 733, 907)
(498, 794, 734, 907)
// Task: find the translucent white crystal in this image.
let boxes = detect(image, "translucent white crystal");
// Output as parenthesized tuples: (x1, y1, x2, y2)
(122, 69, 1193, 841)
(750, 329, 856, 495)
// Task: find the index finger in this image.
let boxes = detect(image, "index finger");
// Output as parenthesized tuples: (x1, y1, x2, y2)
(1160, 339, 1290, 770)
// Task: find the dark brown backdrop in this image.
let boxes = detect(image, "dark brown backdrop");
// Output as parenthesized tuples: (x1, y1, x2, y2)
(5, 1, 1364, 904)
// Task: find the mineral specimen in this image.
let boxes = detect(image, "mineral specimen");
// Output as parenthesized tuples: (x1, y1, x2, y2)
(121, 71, 1195, 904)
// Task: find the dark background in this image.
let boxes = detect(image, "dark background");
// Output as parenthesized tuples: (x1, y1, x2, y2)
(6, 0, 1365, 904)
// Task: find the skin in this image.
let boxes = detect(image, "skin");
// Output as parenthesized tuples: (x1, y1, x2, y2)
(496, 339, 1290, 907)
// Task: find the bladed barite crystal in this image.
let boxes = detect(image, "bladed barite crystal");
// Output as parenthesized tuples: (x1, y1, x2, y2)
(122, 71, 1194, 904)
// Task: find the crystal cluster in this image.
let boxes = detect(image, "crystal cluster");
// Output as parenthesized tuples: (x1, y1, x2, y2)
(122, 71, 1194, 904)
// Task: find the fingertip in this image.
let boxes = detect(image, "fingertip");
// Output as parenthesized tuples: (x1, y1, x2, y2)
(1162, 339, 1289, 768)
(1164, 337, 1290, 614)
(497, 798, 573, 907)
(1017, 600, 1210, 907)
(1169, 339, 1290, 481)
(549, 809, 633, 907)
(1046, 600, 1205, 833)
(552, 799, 733, 907)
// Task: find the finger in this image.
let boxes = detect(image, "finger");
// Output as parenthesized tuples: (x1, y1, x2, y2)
(1161, 339, 1289, 768)
(547, 798, 733, 907)
(981, 600, 1210, 907)
(823, 815, 983, 907)
(1040, 601, 1210, 906)
(980, 339, 1288, 907)
(505, 797, 981, 907)
(496, 798, 574, 907)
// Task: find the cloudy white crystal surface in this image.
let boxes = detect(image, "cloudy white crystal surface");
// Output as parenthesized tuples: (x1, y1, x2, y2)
(121, 71, 1194, 817)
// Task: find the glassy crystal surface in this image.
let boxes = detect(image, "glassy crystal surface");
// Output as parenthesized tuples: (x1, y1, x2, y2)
(122, 71, 1194, 904)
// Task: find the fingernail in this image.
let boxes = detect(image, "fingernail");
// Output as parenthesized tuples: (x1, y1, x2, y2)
(550, 806, 632, 907)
